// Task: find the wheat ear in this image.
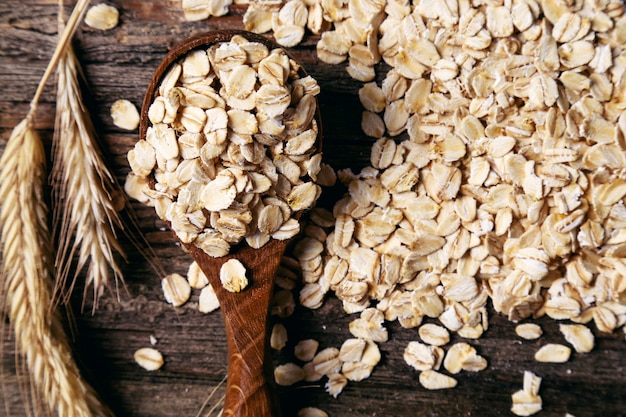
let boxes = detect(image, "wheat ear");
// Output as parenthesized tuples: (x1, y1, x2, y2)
(51, 0, 166, 310)
(51, 31, 127, 312)
(1, 1, 113, 416)
(0, 119, 113, 417)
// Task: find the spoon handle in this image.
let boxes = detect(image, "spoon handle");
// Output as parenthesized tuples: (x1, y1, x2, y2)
(188, 240, 287, 417)
(222, 292, 279, 417)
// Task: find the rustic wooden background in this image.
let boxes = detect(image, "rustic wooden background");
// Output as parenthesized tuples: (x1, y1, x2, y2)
(1, 1, 626, 416)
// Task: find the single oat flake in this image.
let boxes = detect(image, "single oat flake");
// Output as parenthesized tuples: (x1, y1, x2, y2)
(220, 259, 248, 293)
(84, 3, 119, 30)
(515, 323, 543, 340)
(419, 370, 457, 390)
(534, 344, 572, 363)
(274, 363, 305, 386)
(198, 284, 220, 314)
(134, 347, 164, 371)
(270, 323, 288, 351)
(162, 273, 191, 307)
(559, 324, 594, 353)
(294, 339, 319, 362)
(110, 99, 140, 131)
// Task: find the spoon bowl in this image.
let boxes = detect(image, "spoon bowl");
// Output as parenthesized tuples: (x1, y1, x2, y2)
(139, 30, 322, 417)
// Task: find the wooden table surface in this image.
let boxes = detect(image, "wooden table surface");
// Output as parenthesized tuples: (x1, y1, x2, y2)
(1, 1, 626, 416)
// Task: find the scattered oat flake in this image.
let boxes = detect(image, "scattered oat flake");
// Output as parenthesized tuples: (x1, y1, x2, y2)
(419, 370, 457, 390)
(270, 323, 288, 351)
(443, 342, 477, 374)
(182, 0, 211, 21)
(162, 273, 191, 307)
(312, 347, 341, 376)
(404, 341, 442, 371)
(198, 284, 220, 314)
(559, 324, 594, 353)
(534, 344, 571, 363)
(511, 389, 542, 416)
(418, 323, 450, 346)
(111, 99, 140, 131)
(339, 338, 367, 363)
(274, 363, 305, 386)
(84, 3, 119, 30)
(515, 323, 543, 340)
(294, 339, 319, 362)
(187, 261, 209, 289)
(134, 347, 164, 371)
(342, 361, 374, 382)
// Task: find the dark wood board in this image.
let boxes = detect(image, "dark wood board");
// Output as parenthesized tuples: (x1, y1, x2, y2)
(1, 2, 625, 417)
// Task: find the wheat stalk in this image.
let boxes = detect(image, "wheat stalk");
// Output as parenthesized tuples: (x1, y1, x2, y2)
(0, 1, 113, 416)
(196, 376, 226, 417)
(51, 28, 127, 312)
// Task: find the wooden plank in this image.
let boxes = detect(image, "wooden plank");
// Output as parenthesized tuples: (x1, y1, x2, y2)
(1, 2, 626, 417)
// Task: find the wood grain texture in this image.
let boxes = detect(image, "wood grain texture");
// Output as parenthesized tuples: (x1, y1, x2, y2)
(187, 240, 286, 417)
(1, 2, 626, 417)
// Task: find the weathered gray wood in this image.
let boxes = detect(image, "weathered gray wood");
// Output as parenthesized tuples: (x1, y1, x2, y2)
(1, 2, 626, 417)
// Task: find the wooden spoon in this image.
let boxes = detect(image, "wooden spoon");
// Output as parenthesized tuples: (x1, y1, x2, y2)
(139, 30, 321, 417)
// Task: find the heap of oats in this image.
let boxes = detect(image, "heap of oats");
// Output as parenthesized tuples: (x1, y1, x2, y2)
(238, 0, 626, 399)
(127, 35, 326, 256)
